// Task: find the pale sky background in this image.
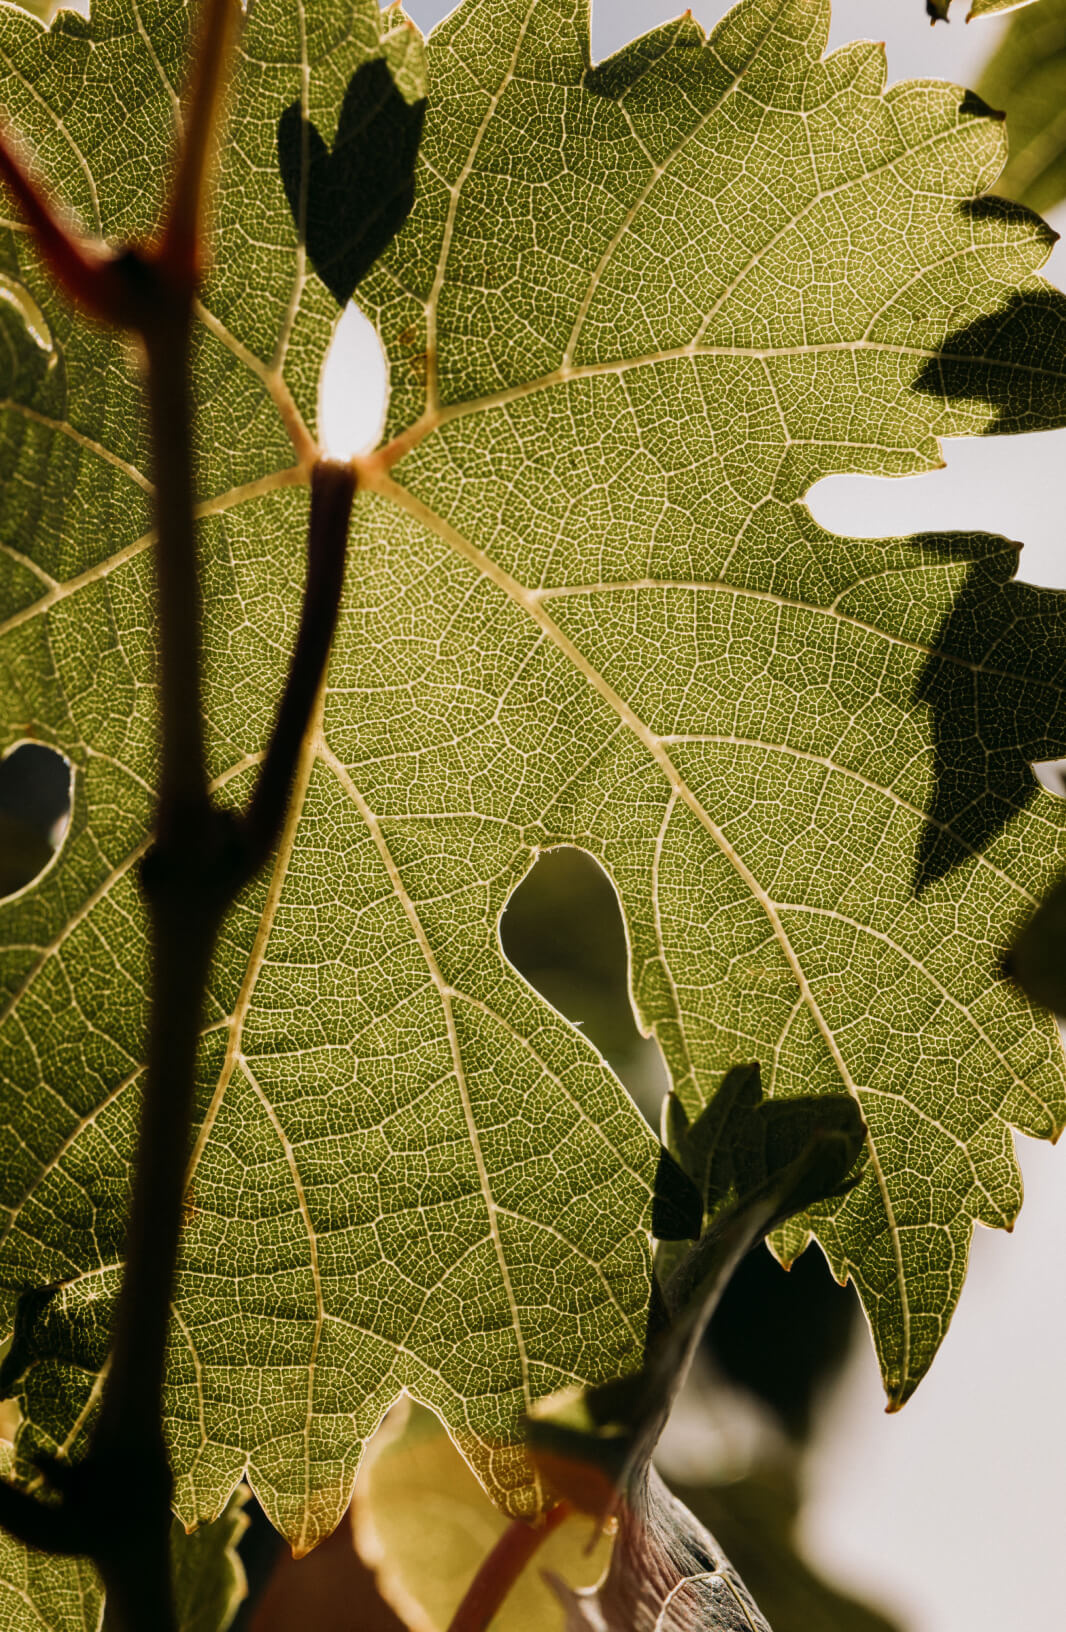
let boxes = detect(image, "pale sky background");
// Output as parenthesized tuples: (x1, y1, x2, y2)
(334, 4, 1066, 1628)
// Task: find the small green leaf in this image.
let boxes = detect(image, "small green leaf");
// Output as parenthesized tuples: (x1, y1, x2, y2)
(968, 0, 1039, 16)
(528, 1070, 861, 1629)
(927, 0, 1039, 17)
(168, 1489, 249, 1632)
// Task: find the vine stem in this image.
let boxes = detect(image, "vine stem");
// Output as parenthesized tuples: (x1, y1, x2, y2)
(444, 1501, 573, 1632)
(0, 0, 358, 1622)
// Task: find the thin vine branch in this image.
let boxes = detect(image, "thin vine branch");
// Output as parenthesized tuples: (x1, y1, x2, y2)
(0, 1, 357, 1625)
(445, 1501, 573, 1632)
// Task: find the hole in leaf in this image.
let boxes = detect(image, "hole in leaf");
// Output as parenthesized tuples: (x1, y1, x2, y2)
(1033, 759, 1066, 798)
(500, 846, 668, 1123)
(806, 427, 1066, 594)
(0, 742, 71, 899)
(317, 301, 389, 460)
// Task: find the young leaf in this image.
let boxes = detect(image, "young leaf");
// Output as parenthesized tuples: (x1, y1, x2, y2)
(2, 0, 1066, 1558)
(969, 0, 1040, 15)
(977, 0, 1066, 212)
(528, 1068, 863, 1631)
(934, 0, 1041, 17)
(551, 1467, 773, 1632)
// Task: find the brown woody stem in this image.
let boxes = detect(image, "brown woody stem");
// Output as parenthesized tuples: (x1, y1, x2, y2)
(241, 461, 356, 875)
(0, 5, 359, 1627)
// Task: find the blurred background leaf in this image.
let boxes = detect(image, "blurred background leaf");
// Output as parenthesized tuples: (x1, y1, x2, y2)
(979, 0, 1066, 211)
(352, 1401, 610, 1632)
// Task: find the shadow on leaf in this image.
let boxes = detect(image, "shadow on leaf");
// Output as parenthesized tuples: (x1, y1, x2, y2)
(907, 277, 1066, 890)
(277, 58, 426, 307)
(907, 532, 1066, 891)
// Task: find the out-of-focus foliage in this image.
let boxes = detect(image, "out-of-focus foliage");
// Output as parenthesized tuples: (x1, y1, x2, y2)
(352, 1402, 610, 1632)
(978, 0, 1066, 212)
(672, 1465, 903, 1632)
(0, 746, 69, 899)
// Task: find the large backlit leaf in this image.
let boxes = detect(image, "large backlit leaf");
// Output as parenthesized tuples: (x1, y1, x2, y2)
(1, 0, 1065, 1558)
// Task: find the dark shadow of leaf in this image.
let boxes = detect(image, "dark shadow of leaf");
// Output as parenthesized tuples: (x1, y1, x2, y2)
(652, 1145, 703, 1243)
(913, 271, 1066, 436)
(907, 276, 1066, 889)
(906, 533, 1066, 891)
(277, 58, 426, 307)
(1006, 869, 1066, 1012)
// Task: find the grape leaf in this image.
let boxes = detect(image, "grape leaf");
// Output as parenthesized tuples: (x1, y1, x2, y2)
(0, 1447, 247, 1632)
(1, 0, 1066, 1560)
(0, 1443, 101, 1632)
(969, 0, 1038, 16)
(977, 0, 1066, 213)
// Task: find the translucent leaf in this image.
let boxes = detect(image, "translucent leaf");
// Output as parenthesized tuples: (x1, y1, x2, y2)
(1, 0, 1065, 1558)
(0, 1446, 247, 1632)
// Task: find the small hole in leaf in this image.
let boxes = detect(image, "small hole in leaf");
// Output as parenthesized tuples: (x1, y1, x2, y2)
(0, 743, 72, 900)
(317, 301, 388, 461)
(1033, 759, 1066, 798)
(500, 846, 668, 1123)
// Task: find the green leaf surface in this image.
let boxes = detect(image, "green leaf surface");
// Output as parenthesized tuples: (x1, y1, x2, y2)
(977, 0, 1066, 212)
(968, 0, 1038, 16)
(0, 1445, 247, 1632)
(0, 1445, 101, 1632)
(166, 1488, 249, 1632)
(1, 0, 1066, 1555)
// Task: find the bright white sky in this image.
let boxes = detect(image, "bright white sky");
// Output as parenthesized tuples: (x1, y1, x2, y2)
(371, 5, 1066, 1628)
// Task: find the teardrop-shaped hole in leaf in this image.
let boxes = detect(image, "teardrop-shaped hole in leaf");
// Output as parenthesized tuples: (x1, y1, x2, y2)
(0, 742, 71, 899)
(317, 301, 388, 460)
(500, 846, 668, 1122)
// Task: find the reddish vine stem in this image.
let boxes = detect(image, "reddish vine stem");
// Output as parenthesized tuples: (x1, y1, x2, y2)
(0, 1, 357, 1625)
(445, 1501, 573, 1632)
